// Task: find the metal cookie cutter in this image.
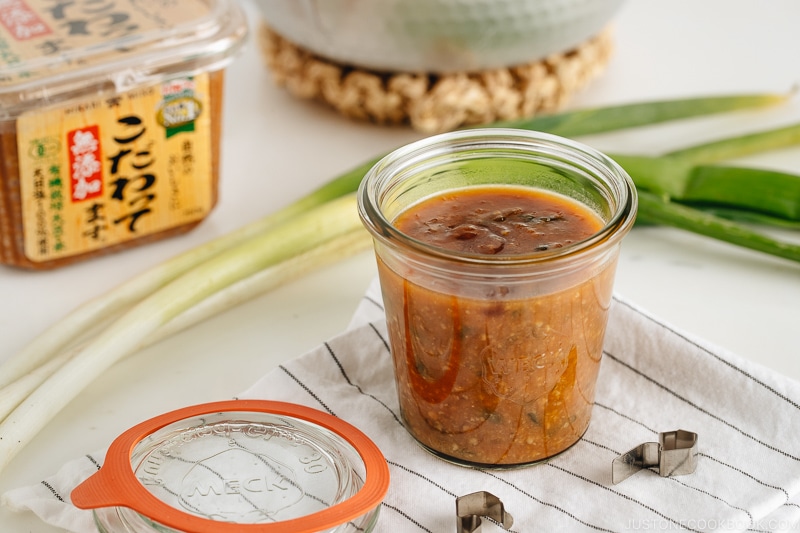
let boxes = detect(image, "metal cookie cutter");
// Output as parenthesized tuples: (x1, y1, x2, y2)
(612, 429, 698, 484)
(457, 491, 514, 533)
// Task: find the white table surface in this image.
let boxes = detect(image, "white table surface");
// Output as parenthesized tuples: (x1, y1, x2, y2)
(2, 1, 800, 531)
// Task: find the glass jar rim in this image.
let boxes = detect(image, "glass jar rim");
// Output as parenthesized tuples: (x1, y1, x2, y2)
(357, 128, 637, 267)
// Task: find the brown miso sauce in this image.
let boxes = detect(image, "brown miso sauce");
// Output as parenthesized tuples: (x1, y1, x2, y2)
(378, 185, 615, 466)
(393, 185, 602, 255)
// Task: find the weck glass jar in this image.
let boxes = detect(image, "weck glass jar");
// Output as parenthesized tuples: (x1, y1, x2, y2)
(357, 128, 637, 468)
(71, 400, 389, 532)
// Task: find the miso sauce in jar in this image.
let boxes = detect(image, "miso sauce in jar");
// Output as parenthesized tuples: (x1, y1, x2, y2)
(385, 185, 608, 465)
(358, 128, 637, 468)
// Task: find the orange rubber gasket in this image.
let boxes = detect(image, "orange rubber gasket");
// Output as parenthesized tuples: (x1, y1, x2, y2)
(71, 399, 390, 533)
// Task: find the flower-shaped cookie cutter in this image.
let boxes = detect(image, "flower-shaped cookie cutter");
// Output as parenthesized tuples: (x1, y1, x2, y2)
(457, 491, 514, 533)
(612, 429, 698, 484)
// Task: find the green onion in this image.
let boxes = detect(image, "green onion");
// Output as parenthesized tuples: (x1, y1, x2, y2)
(696, 208, 800, 229)
(0, 229, 372, 425)
(609, 121, 800, 224)
(0, 161, 378, 390)
(665, 121, 800, 162)
(0, 195, 366, 473)
(0, 350, 72, 425)
(488, 92, 791, 136)
(636, 190, 800, 263)
(680, 165, 800, 221)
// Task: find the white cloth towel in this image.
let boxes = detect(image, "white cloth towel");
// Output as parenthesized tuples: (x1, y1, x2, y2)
(5, 278, 800, 532)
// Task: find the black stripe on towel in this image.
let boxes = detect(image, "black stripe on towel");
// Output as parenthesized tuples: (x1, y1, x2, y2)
(612, 297, 800, 411)
(604, 350, 800, 463)
(40, 481, 64, 503)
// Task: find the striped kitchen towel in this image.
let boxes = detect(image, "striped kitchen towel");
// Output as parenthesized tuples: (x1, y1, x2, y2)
(4, 278, 800, 532)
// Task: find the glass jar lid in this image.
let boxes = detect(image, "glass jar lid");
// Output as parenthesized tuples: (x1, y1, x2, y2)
(71, 400, 389, 533)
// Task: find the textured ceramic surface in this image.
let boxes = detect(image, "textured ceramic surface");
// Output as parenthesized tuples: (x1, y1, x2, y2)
(254, 0, 624, 73)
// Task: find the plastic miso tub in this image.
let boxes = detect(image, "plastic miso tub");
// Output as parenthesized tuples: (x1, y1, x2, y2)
(0, 0, 248, 269)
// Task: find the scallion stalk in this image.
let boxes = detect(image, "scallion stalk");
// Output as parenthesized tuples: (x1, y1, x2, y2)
(680, 165, 800, 221)
(609, 121, 800, 223)
(0, 163, 377, 390)
(666, 121, 800, 162)
(0, 194, 365, 473)
(489, 92, 791, 136)
(697, 208, 800, 229)
(0, 229, 372, 425)
(636, 190, 800, 262)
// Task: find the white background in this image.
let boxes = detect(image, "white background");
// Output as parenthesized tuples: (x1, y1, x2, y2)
(2, 1, 800, 530)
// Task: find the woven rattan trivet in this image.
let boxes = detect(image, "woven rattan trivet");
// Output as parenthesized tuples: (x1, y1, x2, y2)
(258, 23, 614, 133)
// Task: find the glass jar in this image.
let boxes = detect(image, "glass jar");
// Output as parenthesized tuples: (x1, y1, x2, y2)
(357, 128, 637, 468)
(71, 400, 389, 532)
